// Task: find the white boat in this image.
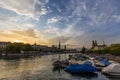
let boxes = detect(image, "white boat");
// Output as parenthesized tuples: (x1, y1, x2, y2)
(102, 63, 120, 76)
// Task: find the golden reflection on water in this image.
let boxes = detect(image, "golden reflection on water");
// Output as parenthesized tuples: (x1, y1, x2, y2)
(0, 56, 50, 79)
(0, 54, 112, 80)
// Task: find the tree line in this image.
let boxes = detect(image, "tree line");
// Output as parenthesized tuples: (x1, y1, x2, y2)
(92, 44, 120, 56)
(5, 43, 33, 53)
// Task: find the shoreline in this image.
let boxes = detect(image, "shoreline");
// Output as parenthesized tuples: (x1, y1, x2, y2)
(0, 52, 74, 59)
(0, 53, 120, 63)
(88, 53, 120, 63)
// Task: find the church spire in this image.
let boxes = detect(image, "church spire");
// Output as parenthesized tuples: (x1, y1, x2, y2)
(92, 40, 95, 47)
(58, 41, 61, 49)
(95, 40, 98, 46)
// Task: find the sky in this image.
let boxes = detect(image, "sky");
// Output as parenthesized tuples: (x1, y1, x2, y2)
(0, 0, 120, 48)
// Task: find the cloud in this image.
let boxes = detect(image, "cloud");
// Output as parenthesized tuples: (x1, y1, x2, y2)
(0, 0, 49, 19)
(48, 36, 84, 48)
(0, 19, 35, 31)
(61, 20, 84, 37)
(60, 0, 119, 27)
(44, 26, 61, 36)
(47, 16, 63, 24)
(49, 36, 71, 44)
(0, 0, 34, 17)
(47, 17, 59, 24)
(0, 29, 48, 45)
(12, 29, 38, 38)
(47, 23, 84, 47)
(0, 0, 120, 48)
(112, 15, 120, 22)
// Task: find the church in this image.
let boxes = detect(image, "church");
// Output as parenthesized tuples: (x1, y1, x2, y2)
(91, 40, 107, 50)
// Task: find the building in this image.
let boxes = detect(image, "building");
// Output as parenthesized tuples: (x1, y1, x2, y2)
(91, 40, 107, 50)
(0, 42, 11, 53)
(0, 42, 11, 49)
(58, 41, 61, 49)
(32, 43, 50, 51)
(57, 41, 67, 50)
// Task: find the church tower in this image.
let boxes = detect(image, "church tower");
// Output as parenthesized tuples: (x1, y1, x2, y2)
(64, 45, 66, 50)
(94, 40, 98, 46)
(92, 40, 95, 47)
(58, 41, 61, 49)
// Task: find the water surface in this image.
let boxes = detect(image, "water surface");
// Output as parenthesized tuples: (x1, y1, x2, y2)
(0, 54, 119, 80)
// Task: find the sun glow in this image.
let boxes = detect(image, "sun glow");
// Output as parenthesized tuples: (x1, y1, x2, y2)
(14, 39, 21, 43)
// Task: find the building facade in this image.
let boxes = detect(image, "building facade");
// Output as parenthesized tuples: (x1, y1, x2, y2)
(91, 40, 107, 50)
(0, 42, 10, 49)
(0, 42, 11, 53)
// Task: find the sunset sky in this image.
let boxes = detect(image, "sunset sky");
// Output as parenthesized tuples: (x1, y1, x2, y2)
(0, 0, 120, 48)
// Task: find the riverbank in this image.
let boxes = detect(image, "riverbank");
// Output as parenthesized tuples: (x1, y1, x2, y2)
(0, 52, 75, 59)
(1, 52, 120, 63)
(88, 53, 120, 63)
(0, 53, 42, 59)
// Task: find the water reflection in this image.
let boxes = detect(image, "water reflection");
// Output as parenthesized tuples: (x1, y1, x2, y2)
(52, 66, 98, 79)
(69, 72, 98, 79)
(0, 56, 48, 79)
(0, 54, 119, 80)
(52, 66, 61, 73)
(104, 74, 120, 80)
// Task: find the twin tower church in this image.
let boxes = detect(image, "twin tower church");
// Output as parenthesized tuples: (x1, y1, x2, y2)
(91, 40, 107, 50)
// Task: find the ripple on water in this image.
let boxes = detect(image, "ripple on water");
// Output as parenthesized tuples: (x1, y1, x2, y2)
(0, 54, 119, 80)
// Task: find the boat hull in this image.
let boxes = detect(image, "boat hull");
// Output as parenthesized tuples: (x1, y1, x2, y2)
(103, 72, 120, 77)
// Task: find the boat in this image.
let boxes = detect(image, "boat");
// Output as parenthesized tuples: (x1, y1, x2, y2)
(93, 59, 106, 71)
(102, 63, 120, 77)
(96, 57, 111, 66)
(74, 54, 89, 61)
(64, 63, 98, 73)
(52, 60, 69, 69)
(52, 60, 62, 68)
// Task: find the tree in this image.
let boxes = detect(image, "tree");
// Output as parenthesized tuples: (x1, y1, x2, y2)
(81, 46, 86, 53)
(5, 43, 33, 53)
(109, 45, 120, 56)
(102, 48, 110, 53)
(21, 44, 33, 51)
(5, 43, 23, 53)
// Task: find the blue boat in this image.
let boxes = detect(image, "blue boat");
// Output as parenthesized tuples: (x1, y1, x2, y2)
(96, 57, 111, 66)
(64, 64, 98, 73)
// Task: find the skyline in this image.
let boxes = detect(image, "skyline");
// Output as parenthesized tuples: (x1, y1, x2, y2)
(0, 0, 120, 48)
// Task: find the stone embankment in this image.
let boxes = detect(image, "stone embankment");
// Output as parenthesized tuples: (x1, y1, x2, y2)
(88, 53, 120, 63)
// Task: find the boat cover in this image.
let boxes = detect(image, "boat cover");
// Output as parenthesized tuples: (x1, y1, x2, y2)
(102, 63, 120, 73)
(65, 64, 97, 73)
(96, 57, 111, 66)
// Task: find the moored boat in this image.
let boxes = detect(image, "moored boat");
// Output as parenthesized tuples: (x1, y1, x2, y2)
(64, 63, 98, 73)
(53, 60, 69, 69)
(96, 57, 111, 66)
(102, 63, 120, 77)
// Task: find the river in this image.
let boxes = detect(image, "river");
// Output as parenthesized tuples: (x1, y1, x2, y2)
(0, 54, 119, 80)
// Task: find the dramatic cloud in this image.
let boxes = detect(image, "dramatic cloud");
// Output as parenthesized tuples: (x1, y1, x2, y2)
(0, 29, 48, 45)
(11, 29, 38, 38)
(0, 0, 49, 18)
(0, 0, 35, 17)
(0, 0, 120, 48)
